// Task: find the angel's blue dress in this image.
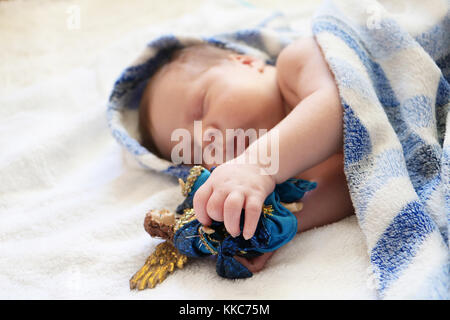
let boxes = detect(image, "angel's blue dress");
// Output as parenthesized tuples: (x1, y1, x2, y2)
(173, 167, 317, 279)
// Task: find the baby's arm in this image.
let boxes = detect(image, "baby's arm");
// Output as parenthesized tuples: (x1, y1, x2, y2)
(256, 37, 343, 184)
(194, 38, 344, 239)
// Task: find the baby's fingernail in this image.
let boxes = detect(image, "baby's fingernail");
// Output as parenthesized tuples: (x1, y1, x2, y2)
(243, 234, 251, 240)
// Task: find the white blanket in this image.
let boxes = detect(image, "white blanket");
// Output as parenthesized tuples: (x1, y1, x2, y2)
(0, 0, 376, 299)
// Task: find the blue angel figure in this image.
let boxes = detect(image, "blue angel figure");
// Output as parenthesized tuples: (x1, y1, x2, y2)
(173, 166, 317, 279)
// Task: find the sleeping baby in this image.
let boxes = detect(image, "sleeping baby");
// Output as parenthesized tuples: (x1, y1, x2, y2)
(138, 38, 355, 273)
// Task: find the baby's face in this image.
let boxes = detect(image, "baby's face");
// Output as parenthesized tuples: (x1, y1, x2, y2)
(147, 51, 288, 167)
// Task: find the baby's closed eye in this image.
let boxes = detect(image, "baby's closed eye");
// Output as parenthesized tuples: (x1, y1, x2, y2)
(192, 88, 207, 120)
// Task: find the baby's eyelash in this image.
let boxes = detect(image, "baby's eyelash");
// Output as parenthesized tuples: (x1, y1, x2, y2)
(201, 93, 206, 117)
(195, 103, 203, 120)
(191, 95, 204, 120)
(197, 90, 207, 119)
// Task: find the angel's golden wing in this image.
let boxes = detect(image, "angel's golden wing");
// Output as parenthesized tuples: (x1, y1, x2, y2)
(280, 201, 304, 212)
(129, 241, 188, 290)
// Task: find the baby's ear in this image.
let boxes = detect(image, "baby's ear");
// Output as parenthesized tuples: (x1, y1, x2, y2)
(228, 54, 265, 73)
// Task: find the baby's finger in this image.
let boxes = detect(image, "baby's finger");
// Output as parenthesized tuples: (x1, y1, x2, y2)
(206, 189, 228, 222)
(223, 191, 245, 237)
(243, 195, 264, 240)
(193, 183, 213, 226)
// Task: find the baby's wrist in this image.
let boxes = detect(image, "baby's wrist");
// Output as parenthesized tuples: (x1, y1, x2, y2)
(230, 153, 277, 184)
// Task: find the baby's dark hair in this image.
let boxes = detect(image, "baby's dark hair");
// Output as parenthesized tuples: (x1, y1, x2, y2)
(138, 43, 237, 160)
(139, 82, 162, 159)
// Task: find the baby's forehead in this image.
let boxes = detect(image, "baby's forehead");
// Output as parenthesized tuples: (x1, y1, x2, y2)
(148, 59, 201, 113)
(149, 44, 238, 97)
(166, 45, 235, 74)
(154, 59, 207, 88)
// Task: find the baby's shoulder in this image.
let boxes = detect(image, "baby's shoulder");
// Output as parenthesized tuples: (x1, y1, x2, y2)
(276, 37, 320, 79)
(276, 37, 334, 101)
(276, 37, 318, 69)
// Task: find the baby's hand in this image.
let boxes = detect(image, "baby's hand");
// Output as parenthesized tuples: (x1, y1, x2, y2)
(193, 159, 276, 240)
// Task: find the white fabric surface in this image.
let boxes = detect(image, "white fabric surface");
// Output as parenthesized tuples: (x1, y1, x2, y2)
(0, 0, 376, 299)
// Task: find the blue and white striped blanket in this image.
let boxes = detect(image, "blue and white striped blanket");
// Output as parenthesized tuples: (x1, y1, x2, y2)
(311, 0, 449, 299)
(107, 0, 449, 299)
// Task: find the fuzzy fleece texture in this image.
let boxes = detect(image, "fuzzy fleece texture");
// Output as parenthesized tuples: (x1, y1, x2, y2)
(312, 0, 449, 299)
(0, 0, 381, 299)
